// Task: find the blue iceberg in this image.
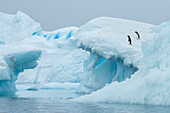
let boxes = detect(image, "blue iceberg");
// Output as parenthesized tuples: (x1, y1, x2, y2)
(0, 50, 41, 92)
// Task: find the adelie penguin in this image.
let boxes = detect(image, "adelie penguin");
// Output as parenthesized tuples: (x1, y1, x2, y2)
(127, 35, 132, 45)
(135, 31, 140, 39)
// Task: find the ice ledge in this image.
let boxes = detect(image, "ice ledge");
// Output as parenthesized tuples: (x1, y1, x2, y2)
(76, 17, 155, 67)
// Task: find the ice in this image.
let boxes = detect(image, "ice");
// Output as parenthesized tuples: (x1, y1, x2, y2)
(76, 17, 155, 67)
(39, 82, 80, 90)
(1, 11, 90, 87)
(0, 11, 89, 89)
(74, 19, 170, 105)
(76, 53, 138, 94)
(44, 49, 89, 83)
(0, 50, 41, 92)
(32, 26, 78, 41)
(0, 11, 41, 43)
(0, 41, 5, 45)
(16, 31, 89, 84)
(75, 17, 154, 93)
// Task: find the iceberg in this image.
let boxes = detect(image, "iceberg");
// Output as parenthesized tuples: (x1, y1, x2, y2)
(16, 26, 88, 85)
(0, 11, 88, 88)
(75, 17, 155, 93)
(0, 50, 41, 92)
(0, 11, 41, 43)
(74, 19, 170, 105)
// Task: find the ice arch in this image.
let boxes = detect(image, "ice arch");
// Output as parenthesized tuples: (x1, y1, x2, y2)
(0, 50, 41, 92)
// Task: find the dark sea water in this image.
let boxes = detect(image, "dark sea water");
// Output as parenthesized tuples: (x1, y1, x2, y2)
(0, 89, 170, 113)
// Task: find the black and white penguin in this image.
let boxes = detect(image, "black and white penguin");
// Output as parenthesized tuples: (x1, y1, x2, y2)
(127, 35, 132, 45)
(135, 31, 140, 39)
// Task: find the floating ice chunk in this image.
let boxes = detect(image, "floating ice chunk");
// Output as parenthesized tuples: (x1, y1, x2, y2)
(39, 82, 80, 90)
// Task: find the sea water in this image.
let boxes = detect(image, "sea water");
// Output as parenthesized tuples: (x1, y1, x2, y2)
(0, 86, 170, 113)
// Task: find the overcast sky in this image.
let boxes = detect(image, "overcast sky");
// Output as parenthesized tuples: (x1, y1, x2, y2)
(0, 0, 170, 30)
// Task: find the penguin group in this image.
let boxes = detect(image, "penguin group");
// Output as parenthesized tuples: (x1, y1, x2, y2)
(127, 31, 140, 45)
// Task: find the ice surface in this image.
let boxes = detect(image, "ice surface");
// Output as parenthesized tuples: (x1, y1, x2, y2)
(74, 20, 170, 105)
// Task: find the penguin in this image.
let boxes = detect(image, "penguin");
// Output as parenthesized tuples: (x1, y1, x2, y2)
(135, 31, 140, 39)
(127, 35, 132, 45)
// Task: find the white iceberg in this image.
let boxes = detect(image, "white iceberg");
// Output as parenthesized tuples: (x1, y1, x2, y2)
(74, 18, 170, 105)
(75, 17, 155, 93)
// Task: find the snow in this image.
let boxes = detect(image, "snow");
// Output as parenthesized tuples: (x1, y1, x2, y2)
(74, 20, 170, 105)
(76, 17, 155, 67)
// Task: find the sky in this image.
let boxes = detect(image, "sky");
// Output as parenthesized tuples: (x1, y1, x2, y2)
(0, 0, 170, 31)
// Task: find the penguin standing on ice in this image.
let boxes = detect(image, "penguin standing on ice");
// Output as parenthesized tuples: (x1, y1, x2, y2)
(127, 35, 132, 45)
(135, 31, 140, 39)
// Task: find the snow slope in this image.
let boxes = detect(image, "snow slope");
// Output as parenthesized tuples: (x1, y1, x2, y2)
(74, 20, 170, 105)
